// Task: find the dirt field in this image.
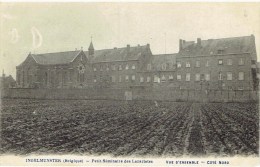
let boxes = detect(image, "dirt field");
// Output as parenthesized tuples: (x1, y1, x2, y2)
(0, 99, 259, 156)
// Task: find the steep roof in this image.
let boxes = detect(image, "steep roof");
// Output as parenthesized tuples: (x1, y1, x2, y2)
(30, 50, 82, 65)
(88, 41, 94, 50)
(85, 45, 150, 63)
(179, 35, 256, 59)
(151, 53, 177, 71)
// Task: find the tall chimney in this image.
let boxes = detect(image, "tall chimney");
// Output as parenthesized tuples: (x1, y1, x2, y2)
(179, 39, 183, 51)
(127, 44, 130, 56)
(197, 38, 201, 46)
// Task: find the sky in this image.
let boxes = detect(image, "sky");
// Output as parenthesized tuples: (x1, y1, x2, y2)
(1, 2, 260, 78)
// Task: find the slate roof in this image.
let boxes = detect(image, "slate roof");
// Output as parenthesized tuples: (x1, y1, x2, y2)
(85, 45, 150, 63)
(30, 50, 82, 65)
(151, 53, 177, 71)
(179, 35, 256, 58)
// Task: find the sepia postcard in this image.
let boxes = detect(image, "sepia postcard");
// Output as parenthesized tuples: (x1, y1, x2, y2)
(0, 2, 260, 167)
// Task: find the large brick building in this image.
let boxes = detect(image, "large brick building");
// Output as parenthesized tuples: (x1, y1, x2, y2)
(176, 35, 258, 91)
(16, 35, 258, 91)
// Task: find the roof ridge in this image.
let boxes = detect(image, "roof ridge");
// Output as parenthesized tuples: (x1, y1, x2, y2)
(202, 35, 252, 41)
(87, 45, 147, 52)
(31, 50, 80, 55)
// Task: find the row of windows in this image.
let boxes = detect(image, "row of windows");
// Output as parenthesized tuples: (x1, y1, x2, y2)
(177, 72, 244, 81)
(93, 72, 245, 83)
(93, 64, 136, 72)
(176, 58, 245, 68)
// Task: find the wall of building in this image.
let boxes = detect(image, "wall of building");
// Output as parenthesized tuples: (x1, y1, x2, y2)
(1, 87, 258, 102)
(175, 53, 254, 90)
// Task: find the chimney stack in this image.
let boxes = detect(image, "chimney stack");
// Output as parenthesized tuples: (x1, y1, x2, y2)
(197, 38, 201, 46)
(127, 44, 130, 55)
(81, 47, 83, 50)
(179, 39, 183, 51)
(2, 69, 5, 78)
(75, 48, 77, 51)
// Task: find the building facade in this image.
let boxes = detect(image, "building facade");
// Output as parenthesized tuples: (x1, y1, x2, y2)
(176, 35, 258, 91)
(16, 35, 258, 91)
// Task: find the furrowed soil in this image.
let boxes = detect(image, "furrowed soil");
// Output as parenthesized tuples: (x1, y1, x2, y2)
(0, 99, 259, 156)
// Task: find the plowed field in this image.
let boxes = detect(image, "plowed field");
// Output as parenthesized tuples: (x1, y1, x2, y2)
(1, 99, 258, 156)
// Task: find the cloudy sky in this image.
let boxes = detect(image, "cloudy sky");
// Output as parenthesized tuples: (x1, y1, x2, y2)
(1, 3, 260, 78)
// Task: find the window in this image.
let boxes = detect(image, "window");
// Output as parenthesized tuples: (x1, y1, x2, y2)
(125, 64, 129, 70)
(238, 72, 244, 80)
(140, 76, 144, 83)
(112, 76, 116, 82)
(125, 75, 129, 82)
(119, 65, 122, 70)
(227, 72, 232, 80)
(147, 64, 152, 70)
(132, 75, 135, 81)
(196, 61, 200, 67)
(205, 74, 210, 81)
(195, 73, 200, 81)
(238, 86, 244, 90)
(154, 75, 159, 83)
(186, 73, 190, 81)
(147, 76, 151, 82)
(161, 75, 166, 82)
(112, 65, 116, 71)
(227, 59, 232, 65)
(217, 49, 224, 54)
(186, 62, 191, 68)
(239, 58, 245, 65)
(106, 65, 109, 71)
(251, 60, 256, 65)
(177, 74, 181, 81)
(93, 79, 97, 83)
(132, 64, 136, 70)
(100, 66, 103, 71)
(162, 63, 167, 70)
(177, 61, 181, 68)
(93, 67, 97, 71)
(119, 75, 122, 82)
(218, 72, 223, 80)
(206, 60, 209, 67)
(169, 75, 174, 81)
(218, 59, 223, 65)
